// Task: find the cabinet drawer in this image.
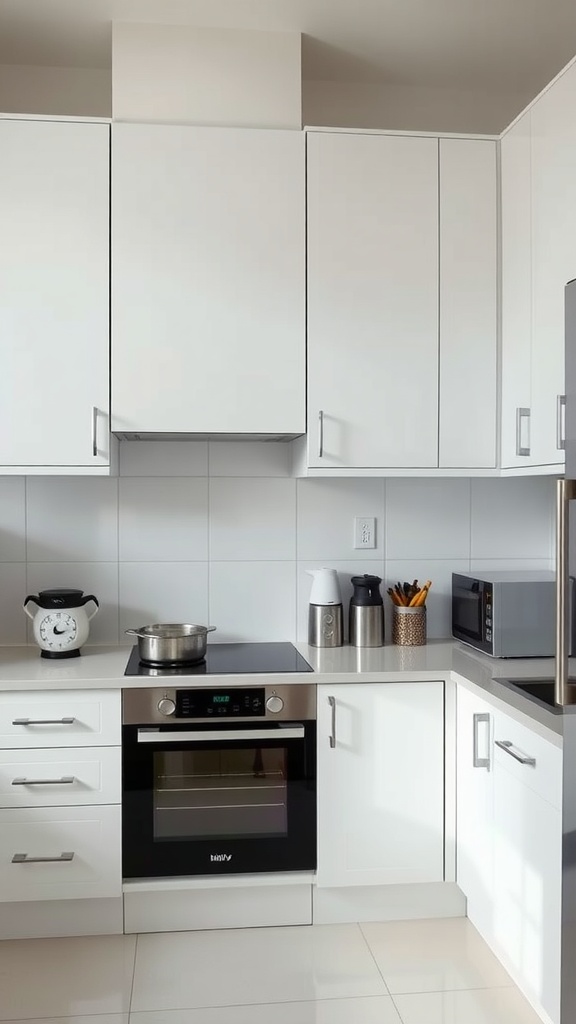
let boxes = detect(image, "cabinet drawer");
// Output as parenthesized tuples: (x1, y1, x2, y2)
(0, 805, 121, 901)
(0, 747, 121, 808)
(0, 690, 120, 748)
(493, 709, 561, 810)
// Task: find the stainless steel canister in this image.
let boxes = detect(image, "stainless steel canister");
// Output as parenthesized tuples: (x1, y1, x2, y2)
(308, 604, 343, 648)
(349, 604, 385, 647)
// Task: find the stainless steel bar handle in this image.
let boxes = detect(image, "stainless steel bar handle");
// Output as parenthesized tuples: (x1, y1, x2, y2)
(318, 410, 324, 458)
(328, 696, 336, 748)
(137, 728, 305, 743)
(12, 777, 75, 786)
(515, 407, 530, 457)
(472, 712, 490, 769)
(92, 406, 98, 457)
(12, 718, 76, 726)
(557, 395, 566, 451)
(12, 852, 74, 864)
(555, 479, 576, 705)
(495, 739, 536, 766)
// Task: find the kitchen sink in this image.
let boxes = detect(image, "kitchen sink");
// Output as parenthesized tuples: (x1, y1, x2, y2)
(496, 677, 576, 711)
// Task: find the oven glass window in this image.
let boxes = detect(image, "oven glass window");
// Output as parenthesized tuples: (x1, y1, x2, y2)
(153, 747, 288, 841)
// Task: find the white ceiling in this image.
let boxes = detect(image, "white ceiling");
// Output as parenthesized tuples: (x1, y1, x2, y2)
(1, 0, 576, 99)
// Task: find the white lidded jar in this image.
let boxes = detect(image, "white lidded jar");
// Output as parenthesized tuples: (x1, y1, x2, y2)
(306, 569, 343, 647)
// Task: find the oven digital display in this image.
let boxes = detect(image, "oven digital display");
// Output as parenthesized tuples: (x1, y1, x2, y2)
(175, 688, 266, 718)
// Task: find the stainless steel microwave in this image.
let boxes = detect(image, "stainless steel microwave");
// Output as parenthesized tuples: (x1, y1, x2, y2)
(452, 570, 571, 658)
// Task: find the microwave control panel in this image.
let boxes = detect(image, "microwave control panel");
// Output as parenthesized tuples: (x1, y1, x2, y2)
(175, 688, 266, 718)
(483, 584, 493, 643)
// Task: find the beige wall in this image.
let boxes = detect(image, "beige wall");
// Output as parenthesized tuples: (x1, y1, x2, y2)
(112, 23, 301, 128)
(303, 79, 530, 135)
(0, 65, 111, 117)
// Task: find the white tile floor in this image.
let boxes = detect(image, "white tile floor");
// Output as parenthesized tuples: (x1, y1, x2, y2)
(0, 919, 544, 1024)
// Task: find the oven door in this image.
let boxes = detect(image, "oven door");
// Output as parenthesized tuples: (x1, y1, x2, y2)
(122, 720, 316, 878)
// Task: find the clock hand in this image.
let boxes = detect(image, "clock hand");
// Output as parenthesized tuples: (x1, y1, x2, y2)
(53, 627, 67, 635)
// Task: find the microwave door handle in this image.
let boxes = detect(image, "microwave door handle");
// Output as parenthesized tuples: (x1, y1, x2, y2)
(137, 727, 306, 743)
(556, 479, 576, 705)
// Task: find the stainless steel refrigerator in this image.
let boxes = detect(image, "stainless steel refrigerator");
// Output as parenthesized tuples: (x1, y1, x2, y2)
(559, 278, 576, 1023)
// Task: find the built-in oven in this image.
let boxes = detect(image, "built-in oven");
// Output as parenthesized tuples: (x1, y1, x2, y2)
(122, 683, 316, 879)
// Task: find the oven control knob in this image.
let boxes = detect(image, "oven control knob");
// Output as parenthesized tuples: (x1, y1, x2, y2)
(157, 698, 176, 716)
(266, 695, 284, 714)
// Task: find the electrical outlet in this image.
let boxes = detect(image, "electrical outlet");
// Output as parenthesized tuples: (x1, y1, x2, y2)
(354, 517, 376, 549)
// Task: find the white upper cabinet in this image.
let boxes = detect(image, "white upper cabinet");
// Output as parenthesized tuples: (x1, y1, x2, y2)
(439, 139, 497, 468)
(501, 112, 533, 469)
(0, 120, 110, 470)
(112, 124, 305, 437)
(307, 132, 439, 469)
(531, 62, 576, 467)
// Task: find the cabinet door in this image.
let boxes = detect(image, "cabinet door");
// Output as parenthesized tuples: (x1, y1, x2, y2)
(455, 686, 494, 941)
(307, 133, 439, 469)
(501, 113, 533, 469)
(0, 120, 110, 468)
(531, 63, 576, 467)
(439, 139, 497, 468)
(112, 124, 305, 436)
(493, 757, 561, 1024)
(317, 682, 444, 887)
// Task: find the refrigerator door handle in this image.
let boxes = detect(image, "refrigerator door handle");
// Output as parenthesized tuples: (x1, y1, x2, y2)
(555, 479, 576, 704)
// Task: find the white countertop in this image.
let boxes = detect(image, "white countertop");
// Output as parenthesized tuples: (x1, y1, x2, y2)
(0, 640, 560, 735)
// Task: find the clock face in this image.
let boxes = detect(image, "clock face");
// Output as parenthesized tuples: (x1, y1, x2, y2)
(38, 611, 78, 650)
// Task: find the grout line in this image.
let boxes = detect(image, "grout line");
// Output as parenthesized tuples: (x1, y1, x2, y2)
(357, 921, 392, 997)
(127, 933, 139, 1015)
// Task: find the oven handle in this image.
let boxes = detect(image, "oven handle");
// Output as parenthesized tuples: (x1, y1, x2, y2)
(136, 727, 306, 743)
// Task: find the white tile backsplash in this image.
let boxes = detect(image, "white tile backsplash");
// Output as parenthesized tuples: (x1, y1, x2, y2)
(0, 444, 557, 645)
(0, 563, 27, 644)
(26, 477, 118, 562)
(209, 478, 296, 561)
(209, 561, 296, 642)
(386, 479, 471, 559)
(120, 441, 208, 477)
(0, 478, 26, 561)
(119, 562, 209, 635)
(297, 478, 386, 561)
(470, 477, 555, 560)
(119, 478, 208, 561)
(208, 442, 291, 477)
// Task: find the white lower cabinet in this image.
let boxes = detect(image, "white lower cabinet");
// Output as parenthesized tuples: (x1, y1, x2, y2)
(316, 681, 445, 888)
(456, 684, 562, 1024)
(456, 686, 494, 938)
(0, 804, 122, 902)
(0, 688, 122, 929)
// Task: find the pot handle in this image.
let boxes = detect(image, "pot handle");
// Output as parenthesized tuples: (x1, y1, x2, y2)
(125, 629, 142, 637)
(23, 595, 39, 620)
(206, 626, 216, 633)
(82, 595, 100, 621)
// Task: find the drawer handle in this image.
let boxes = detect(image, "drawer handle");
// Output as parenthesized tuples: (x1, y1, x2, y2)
(495, 739, 536, 766)
(12, 852, 74, 864)
(12, 718, 76, 726)
(11, 777, 75, 786)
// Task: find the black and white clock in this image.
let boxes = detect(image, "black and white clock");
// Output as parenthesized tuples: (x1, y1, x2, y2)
(23, 589, 99, 659)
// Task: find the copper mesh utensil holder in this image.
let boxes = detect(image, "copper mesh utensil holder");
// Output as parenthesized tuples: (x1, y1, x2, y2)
(392, 605, 427, 646)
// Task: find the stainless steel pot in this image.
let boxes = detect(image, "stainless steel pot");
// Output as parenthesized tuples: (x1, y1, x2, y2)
(125, 624, 216, 665)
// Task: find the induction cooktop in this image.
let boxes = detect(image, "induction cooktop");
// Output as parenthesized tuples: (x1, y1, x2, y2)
(124, 641, 314, 677)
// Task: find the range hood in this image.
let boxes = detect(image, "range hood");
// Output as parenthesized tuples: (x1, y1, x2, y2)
(113, 432, 304, 442)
